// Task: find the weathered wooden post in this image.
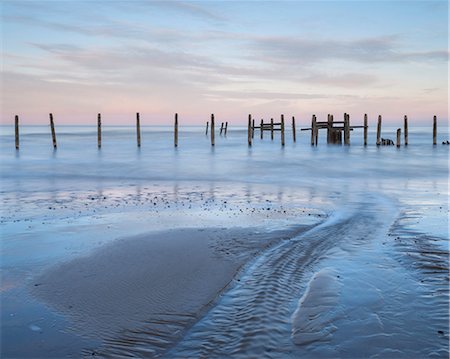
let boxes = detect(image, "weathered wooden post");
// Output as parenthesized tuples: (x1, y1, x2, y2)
(433, 115, 437, 145)
(327, 114, 332, 144)
(220, 122, 224, 135)
(97, 113, 102, 148)
(376, 115, 382, 146)
(270, 118, 274, 140)
(205, 121, 209, 135)
(281, 114, 285, 146)
(311, 115, 316, 146)
(396, 128, 401, 147)
(136, 112, 141, 147)
(363, 113, 368, 146)
(252, 119, 255, 139)
(15, 115, 19, 150)
(344, 113, 350, 145)
(292, 116, 296, 142)
(210, 114, 215, 146)
(248, 114, 252, 147)
(260, 119, 264, 139)
(49, 113, 57, 149)
(174, 113, 178, 147)
(404, 115, 408, 146)
(225, 122, 228, 136)
(314, 115, 318, 145)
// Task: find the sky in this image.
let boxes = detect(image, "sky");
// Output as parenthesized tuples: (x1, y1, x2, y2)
(1, 0, 448, 125)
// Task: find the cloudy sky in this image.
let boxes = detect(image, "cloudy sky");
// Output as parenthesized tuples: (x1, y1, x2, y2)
(1, 0, 448, 125)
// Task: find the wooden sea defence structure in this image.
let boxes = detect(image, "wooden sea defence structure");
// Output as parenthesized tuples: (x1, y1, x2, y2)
(210, 114, 215, 146)
(301, 113, 366, 145)
(404, 115, 408, 146)
(364, 114, 368, 146)
(12, 113, 442, 149)
(248, 114, 252, 147)
(174, 113, 178, 148)
(136, 112, 141, 147)
(291, 117, 296, 143)
(376, 115, 382, 146)
(97, 113, 102, 148)
(15, 115, 19, 150)
(433, 115, 437, 145)
(248, 116, 285, 145)
(49, 113, 57, 149)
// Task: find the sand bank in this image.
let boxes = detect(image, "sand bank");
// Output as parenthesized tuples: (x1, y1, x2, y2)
(31, 225, 311, 357)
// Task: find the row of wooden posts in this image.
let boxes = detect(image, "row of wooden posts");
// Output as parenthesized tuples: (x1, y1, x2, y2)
(13, 113, 439, 149)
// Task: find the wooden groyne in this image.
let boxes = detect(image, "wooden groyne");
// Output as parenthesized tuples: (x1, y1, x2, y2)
(11, 113, 442, 149)
(49, 113, 57, 149)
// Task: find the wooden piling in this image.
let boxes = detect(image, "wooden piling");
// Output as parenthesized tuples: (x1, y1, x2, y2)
(15, 115, 19, 150)
(281, 114, 285, 146)
(433, 116, 437, 145)
(210, 114, 215, 146)
(136, 112, 141, 147)
(314, 115, 318, 145)
(220, 122, 224, 135)
(396, 128, 401, 147)
(344, 113, 350, 145)
(327, 114, 332, 144)
(376, 115, 382, 146)
(404, 115, 408, 146)
(49, 113, 57, 149)
(225, 122, 228, 136)
(205, 121, 209, 135)
(252, 119, 255, 139)
(248, 114, 252, 147)
(97, 113, 101, 148)
(174, 113, 178, 147)
(363, 114, 368, 146)
(311, 115, 316, 146)
(270, 118, 274, 140)
(292, 116, 296, 142)
(260, 119, 264, 139)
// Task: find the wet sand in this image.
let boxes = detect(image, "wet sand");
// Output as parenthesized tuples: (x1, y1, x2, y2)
(31, 225, 311, 357)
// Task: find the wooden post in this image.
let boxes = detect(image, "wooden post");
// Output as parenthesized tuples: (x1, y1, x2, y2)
(210, 114, 215, 146)
(327, 114, 332, 144)
(376, 115, 382, 146)
(404, 115, 408, 146)
(396, 128, 401, 147)
(363, 114, 368, 146)
(97, 113, 101, 148)
(220, 122, 224, 135)
(248, 114, 252, 147)
(292, 116, 296, 142)
(49, 113, 57, 149)
(15, 115, 19, 150)
(311, 115, 316, 146)
(174, 113, 178, 147)
(136, 112, 141, 147)
(270, 118, 274, 140)
(344, 113, 350, 145)
(205, 121, 209, 135)
(225, 122, 228, 136)
(433, 115, 437, 145)
(281, 114, 285, 146)
(252, 119, 255, 139)
(314, 115, 318, 145)
(260, 119, 263, 139)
